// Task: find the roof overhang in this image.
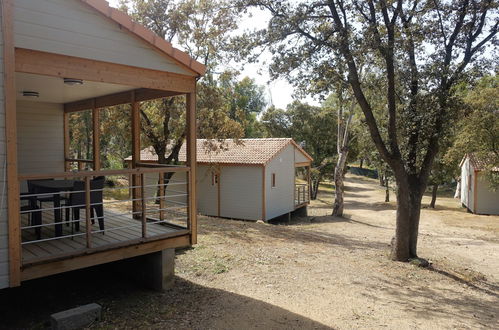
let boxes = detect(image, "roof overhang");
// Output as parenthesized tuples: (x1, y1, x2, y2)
(79, 0, 206, 76)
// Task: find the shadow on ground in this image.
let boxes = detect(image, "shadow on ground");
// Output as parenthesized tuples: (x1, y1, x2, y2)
(362, 275, 498, 327)
(0, 264, 332, 329)
(198, 215, 389, 252)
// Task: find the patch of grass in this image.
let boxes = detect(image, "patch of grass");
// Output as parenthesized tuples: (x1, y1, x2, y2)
(213, 261, 229, 274)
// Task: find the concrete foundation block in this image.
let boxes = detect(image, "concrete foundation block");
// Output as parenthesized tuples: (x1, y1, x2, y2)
(292, 206, 308, 218)
(126, 248, 175, 291)
(50, 303, 101, 330)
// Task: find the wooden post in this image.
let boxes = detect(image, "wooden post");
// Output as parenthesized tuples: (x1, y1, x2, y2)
(307, 165, 311, 201)
(85, 177, 92, 248)
(131, 92, 141, 218)
(186, 92, 197, 244)
(63, 112, 70, 171)
(92, 102, 100, 171)
(159, 172, 165, 221)
(140, 173, 147, 238)
(2, 0, 21, 287)
(262, 166, 266, 221)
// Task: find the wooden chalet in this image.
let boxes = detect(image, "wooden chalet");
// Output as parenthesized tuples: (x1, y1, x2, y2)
(0, 0, 204, 289)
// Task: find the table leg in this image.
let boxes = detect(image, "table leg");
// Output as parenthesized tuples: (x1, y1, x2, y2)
(54, 194, 62, 237)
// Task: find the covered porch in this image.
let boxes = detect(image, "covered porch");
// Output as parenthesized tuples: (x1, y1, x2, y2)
(10, 47, 201, 283)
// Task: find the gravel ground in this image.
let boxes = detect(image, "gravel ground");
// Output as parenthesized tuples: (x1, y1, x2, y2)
(0, 174, 497, 329)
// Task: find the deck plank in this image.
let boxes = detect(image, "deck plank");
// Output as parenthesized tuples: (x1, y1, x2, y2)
(21, 208, 182, 264)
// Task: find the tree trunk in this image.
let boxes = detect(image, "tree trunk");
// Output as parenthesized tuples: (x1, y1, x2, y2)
(429, 184, 438, 208)
(378, 169, 385, 186)
(391, 178, 423, 261)
(310, 174, 322, 200)
(332, 115, 352, 217)
(384, 176, 390, 202)
(359, 158, 364, 169)
(332, 152, 348, 216)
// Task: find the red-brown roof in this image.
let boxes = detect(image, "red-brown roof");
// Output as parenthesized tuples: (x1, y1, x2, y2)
(79, 0, 206, 76)
(127, 138, 313, 165)
(464, 153, 499, 172)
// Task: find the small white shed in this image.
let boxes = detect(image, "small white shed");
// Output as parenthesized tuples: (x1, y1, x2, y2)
(460, 154, 499, 215)
(131, 138, 313, 221)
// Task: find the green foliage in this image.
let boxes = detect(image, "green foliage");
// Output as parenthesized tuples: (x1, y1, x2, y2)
(119, 0, 240, 72)
(445, 75, 499, 189)
(261, 101, 337, 168)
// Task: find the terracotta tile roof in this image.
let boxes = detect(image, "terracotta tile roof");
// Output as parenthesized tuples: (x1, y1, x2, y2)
(467, 153, 499, 172)
(127, 138, 313, 165)
(79, 0, 206, 76)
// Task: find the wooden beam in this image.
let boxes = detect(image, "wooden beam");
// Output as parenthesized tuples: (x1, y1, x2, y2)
(2, 0, 21, 287)
(307, 166, 312, 202)
(131, 92, 141, 217)
(131, 92, 141, 167)
(473, 170, 478, 213)
(85, 177, 92, 248)
(63, 112, 70, 171)
(92, 103, 100, 171)
(21, 234, 191, 281)
(186, 92, 197, 245)
(295, 161, 311, 167)
(15, 48, 196, 93)
(262, 166, 266, 221)
(217, 167, 221, 217)
(64, 88, 183, 113)
(18, 167, 190, 181)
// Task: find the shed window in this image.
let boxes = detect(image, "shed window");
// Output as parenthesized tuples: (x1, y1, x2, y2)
(468, 174, 472, 191)
(271, 173, 276, 188)
(211, 172, 219, 186)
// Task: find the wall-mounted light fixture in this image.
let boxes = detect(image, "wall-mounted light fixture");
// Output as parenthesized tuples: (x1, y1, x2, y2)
(22, 91, 39, 98)
(63, 78, 84, 86)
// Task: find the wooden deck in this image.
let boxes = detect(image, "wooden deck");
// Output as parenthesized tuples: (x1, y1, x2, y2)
(21, 207, 188, 266)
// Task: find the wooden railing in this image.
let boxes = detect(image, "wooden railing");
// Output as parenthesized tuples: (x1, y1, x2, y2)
(18, 166, 191, 260)
(295, 183, 310, 207)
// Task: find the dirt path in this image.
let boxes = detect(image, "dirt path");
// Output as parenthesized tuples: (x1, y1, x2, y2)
(171, 174, 498, 329)
(1, 174, 497, 329)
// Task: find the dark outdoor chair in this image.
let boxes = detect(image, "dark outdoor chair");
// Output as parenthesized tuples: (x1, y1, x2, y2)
(27, 179, 70, 220)
(20, 192, 42, 240)
(69, 176, 105, 233)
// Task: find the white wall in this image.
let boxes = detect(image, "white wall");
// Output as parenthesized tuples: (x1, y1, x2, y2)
(460, 157, 475, 213)
(16, 101, 64, 183)
(13, 0, 194, 76)
(294, 148, 310, 163)
(220, 165, 262, 220)
(143, 171, 188, 217)
(265, 144, 295, 220)
(0, 5, 10, 289)
(475, 172, 499, 215)
(197, 164, 218, 217)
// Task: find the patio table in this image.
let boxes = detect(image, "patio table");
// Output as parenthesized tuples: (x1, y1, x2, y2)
(29, 180, 76, 237)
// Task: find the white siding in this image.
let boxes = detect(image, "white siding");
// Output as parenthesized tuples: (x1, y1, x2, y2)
(220, 166, 262, 221)
(0, 5, 10, 289)
(197, 165, 218, 217)
(475, 172, 499, 215)
(460, 158, 475, 212)
(13, 0, 194, 76)
(265, 144, 295, 220)
(294, 147, 310, 164)
(17, 101, 64, 187)
(143, 171, 187, 211)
